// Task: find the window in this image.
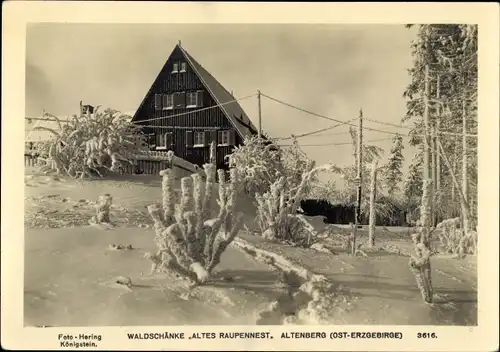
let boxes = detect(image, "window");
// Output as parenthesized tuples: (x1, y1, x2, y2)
(218, 130, 230, 145)
(180, 62, 187, 72)
(158, 133, 166, 148)
(172, 63, 179, 73)
(194, 131, 205, 146)
(173, 92, 186, 108)
(154, 94, 162, 111)
(166, 132, 173, 149)
(186, 92, 198, 108)
(162, 94, 173, 109)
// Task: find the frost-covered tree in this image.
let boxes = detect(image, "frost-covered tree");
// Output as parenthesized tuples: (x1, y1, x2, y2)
(34, 107, 144, 178)
(226, 135, 282, 195)
(227, 135, 315, 198)
(255, 161, 336, 246)
(383, 134, 405, 196)
(280, 138, 318, 197)
(403, 24, 478, 230)
(403, 150, 423, 200)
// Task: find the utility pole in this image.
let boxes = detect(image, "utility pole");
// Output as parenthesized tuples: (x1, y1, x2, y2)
(257, 90, 262, 139)
(423, 67, 431, 188)
(430, 75, 439, 226)
(435, 75, 441, 193)
(421, 64, 432, 247)
(355, 108, 363, 228)
(461, 99, 469, 236)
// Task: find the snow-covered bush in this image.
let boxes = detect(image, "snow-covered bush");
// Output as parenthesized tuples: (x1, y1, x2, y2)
(145, 144, 244, 284)
(280, 138, 317, 197)
(436, 217, 477, 255)
(226, 135, 282, 195)
(227, 136, 315, 197)
(255, 162, 336, 246)
(34, 108, 144, 178)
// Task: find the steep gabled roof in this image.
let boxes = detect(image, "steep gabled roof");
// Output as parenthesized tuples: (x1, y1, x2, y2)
(178, 44, 258, 139)
(132, 43, 258, 139)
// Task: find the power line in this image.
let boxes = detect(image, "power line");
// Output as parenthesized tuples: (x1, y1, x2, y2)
(25, 116, 70, 123)
(134, 93, 258, 124)
(271, 117, 358, 141)
(274, 130, 352, 139)
(261, 93, 360, 127)
(261, 92, 478, 139)
(23, 93, 257, 125)
(278, 138, 392, 147)
(364, 117, 478, 138)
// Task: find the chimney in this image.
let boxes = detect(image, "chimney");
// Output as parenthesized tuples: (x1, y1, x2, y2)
(178, 40, 182, 46)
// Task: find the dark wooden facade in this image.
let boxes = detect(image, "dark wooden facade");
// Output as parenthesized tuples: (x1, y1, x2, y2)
(131, 44, 258, 171)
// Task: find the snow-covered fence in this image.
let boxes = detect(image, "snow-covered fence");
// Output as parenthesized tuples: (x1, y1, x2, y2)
(121, 150, 202, 177)
(24, 151, 45, 167)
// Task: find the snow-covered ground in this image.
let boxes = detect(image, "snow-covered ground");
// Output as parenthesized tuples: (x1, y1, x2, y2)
(23, 167, 477, 326)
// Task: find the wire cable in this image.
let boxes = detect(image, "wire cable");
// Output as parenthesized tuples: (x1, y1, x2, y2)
(278, 137, 392, 147)
(261, 92, 477, 138)
(271, 117, 358, 141)
(134, 93, 258, 124)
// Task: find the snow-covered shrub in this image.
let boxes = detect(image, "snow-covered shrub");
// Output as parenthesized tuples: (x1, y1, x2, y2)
(436, 218, 477, 255)
(294, 275, 336, 324)
(34, 108, 144, 178)
(227, 136, 315, 198)
(255, 162, 336, 246)
(145, 145, 244, 284)
(226, 135, 282, 195)
(91, 194, 113, 224)
(280, 138, 317, 197)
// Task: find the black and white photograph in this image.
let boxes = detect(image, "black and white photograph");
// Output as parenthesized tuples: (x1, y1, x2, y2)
(2, 2, 499, 351)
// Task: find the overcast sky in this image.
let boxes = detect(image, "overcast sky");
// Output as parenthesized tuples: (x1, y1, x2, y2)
(26, 23, 418, 172)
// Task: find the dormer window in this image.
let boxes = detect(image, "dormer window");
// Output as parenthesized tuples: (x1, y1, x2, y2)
(180, 62, 187, 72)
(172, 63, 179, 73)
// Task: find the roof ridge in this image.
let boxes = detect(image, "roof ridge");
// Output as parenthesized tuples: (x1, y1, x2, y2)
(178, 44, 258, 137)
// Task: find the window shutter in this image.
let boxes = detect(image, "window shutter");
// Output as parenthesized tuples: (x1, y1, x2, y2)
(204, 131, 210, 147)
(179, 92, 186, 108)
(211, 130, 218, 145)
(197, 90, 204, 107)
(172, 93, 178, 107)
(228, 129, 236, 146)
(185, 131, 193, 148)
(166, 132, 173, 147)
(154, 94, 162, 110)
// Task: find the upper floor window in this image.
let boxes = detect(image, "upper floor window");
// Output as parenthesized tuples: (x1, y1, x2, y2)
(172, 63, 179, 73)
(194, 131, 205, 146)
(217, 129, 235, 146)
(154, 94, 162, 111)
(162, 94, 173, 110)
(180, 62, 187, 72)
(218, 130, 230, 146)
(186, 92, 198, 108)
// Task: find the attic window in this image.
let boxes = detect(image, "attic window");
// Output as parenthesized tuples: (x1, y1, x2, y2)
(172, 63, 179, 73)
(180, 62, 187, 72)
